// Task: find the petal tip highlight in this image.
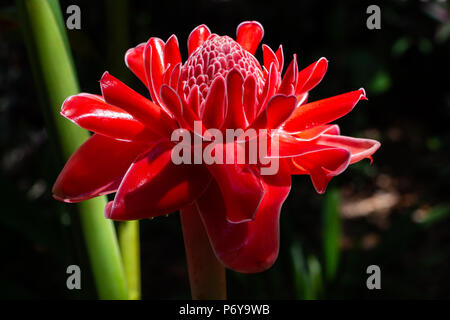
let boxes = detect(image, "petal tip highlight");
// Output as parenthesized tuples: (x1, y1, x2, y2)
(359, 87, 368, 100)
(236, 20, 265, 38)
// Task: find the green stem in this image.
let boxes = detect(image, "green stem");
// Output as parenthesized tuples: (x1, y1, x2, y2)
(17, 0, 128, 299)
(118, 221, 141, 300)
(180, 204, 226, 300)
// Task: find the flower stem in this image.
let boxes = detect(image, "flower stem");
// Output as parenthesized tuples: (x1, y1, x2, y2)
(180, 204, 227, 300)
(16, 0, 128, 299)
(118, 221, 141, 300)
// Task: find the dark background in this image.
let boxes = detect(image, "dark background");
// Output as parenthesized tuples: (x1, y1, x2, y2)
(0, 0, 449, 299)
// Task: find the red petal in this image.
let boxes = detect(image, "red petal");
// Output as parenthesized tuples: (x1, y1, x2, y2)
(125, 43, 147, 85)
(144, 37, 165, 107)
(243, 75, 258, 125)
(204, 142, 265, 223)
(296, 92, 308, 107)
(278, 55, 298, 95)
(256, 63, 280, 115)
(236, 21, 264, 55)
(223, 68, 246, 129)
(61, 93, 158, 144)
(187, 84, 201, 116)
(251, 94, 297, 130)
(164, 35, 182, 69)
(316, 134, 381, 164)
(270, 133, 338, 158)
(160, 84, 183, 124)
(53, 134, 149, 203)
(296, 57, 328, 94)
(162, 35, 182, 90)
(188, 24, 211, 56)
(107, 143, 211, 220)
(160, 85, 206, 138)
(100, 72, 175, 137)
(283, 88, 367, 133)
(290, 147, 351, 193)
(323, 124, 340, 135)
(201, 76, 226, 129)
(262, 44, 279, 71)
(169, 63, 182, 92)
(275, 45, 284, 72)
(181, 86, 208, 136)
(291, 124, 340, 141)
(196, 160, 291, 273)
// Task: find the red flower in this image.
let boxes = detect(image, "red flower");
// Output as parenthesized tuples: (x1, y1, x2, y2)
(53, 21, 380, 273)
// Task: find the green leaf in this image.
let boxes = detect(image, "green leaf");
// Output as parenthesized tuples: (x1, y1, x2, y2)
(291, 242, 314, 300)
(16, 0, 128, 300)
(307, 255, 323, 298)
(419, 204, 450, 227)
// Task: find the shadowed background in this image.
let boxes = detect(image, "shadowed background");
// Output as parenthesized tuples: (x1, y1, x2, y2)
(0, 0, 449, 299)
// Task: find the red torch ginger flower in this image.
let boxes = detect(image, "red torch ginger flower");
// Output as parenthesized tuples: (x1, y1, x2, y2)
(53, 21, 380, 273)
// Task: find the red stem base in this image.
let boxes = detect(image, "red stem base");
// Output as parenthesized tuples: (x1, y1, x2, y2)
(180, 203, 227, 300)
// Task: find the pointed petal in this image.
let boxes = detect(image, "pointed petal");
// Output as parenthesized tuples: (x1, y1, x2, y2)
(256, 63, 280, 115)
(144, 37, 165, 107)
(296, 92, 308, 107)
(224, 68, 246, 129)
(61, 93, 158, 144)
(188, 24, 211, 56)
(205, 142, 265, 223)
(322, 124, 340, 135)
(162, 35, 182, 90)
(169, 63, 182, 92)
(186, 85, 201, 119)
(236, 21, 264, 55)
(107, 143, 211, 220)
(291, 124, 340, 141)
(160, 84, 183, 124)
(124, 43, 147, 85)
(283, 89, 367, 133)
(296, 57, 328, 94)
(262, 44, 279, 70)
(160, 85, 206, 138)
(196, 161, 291, 273)
(201, 76, 226, 129)
(251, 94, 297, 130)
(164, 35, 182, 69)
(264, 132, 351, 161)
(275, 45, 284, 72)
(278, 55, 298, 95)
(243, 74, 258, 125)
(53, 134, 149, 203)
(290, 147, 351, 193)
(316, 134, 381, 164)
(100, 72, 175, 137)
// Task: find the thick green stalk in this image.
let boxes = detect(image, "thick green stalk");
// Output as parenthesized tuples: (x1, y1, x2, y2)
(118, 221, 141, 300)
(17, 0, 128, 299)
